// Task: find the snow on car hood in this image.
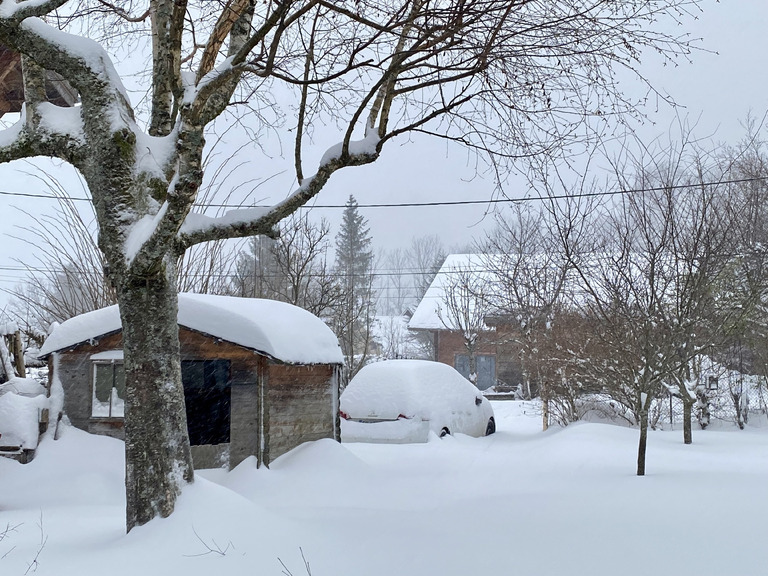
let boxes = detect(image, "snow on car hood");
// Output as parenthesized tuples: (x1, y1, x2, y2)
(340, 359, 485, 423)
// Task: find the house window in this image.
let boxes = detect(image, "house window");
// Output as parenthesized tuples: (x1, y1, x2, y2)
(92, 360, 125, 418)
(707, 376, 718, 390)
(454, 354, 496, 391)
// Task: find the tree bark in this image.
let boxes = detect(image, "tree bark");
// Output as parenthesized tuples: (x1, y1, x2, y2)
(682, 398, 692, 444)
(637, 408, 648, 476)
(12, 330, 25, 377)
(117, 265, 194, 532)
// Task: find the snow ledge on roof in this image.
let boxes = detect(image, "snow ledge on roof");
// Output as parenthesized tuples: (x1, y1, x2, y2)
(39, 293, 343, 365)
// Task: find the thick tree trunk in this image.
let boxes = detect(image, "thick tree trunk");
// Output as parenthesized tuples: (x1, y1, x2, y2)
(118, 268, 194, 532)
(637, 408, 648, 476)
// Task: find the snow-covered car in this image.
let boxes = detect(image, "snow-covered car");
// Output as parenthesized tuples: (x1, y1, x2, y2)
(340, 359, 495, 443)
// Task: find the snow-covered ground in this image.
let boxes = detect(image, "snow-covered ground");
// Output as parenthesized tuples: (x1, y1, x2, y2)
(1, 401, 766, 576)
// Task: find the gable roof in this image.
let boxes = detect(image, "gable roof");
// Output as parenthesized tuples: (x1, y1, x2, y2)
(408, 252, 578, 331)
(408, 254, 493, 331)
(39, 293, 343, 365)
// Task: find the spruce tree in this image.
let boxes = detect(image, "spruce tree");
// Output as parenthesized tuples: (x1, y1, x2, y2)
(334, 196, 376, 382)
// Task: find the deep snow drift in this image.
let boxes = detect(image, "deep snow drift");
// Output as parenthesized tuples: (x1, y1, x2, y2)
(1, 401, 766, 576)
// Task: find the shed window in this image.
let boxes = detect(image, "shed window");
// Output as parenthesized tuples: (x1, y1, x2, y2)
(92, 361, 125, 418)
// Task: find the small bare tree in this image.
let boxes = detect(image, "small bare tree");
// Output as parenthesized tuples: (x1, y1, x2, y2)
(481, 205, 573, 421)
(437, 260, 492, 386)
(230, 214, 341, 316)
(558, 131, 755, 473)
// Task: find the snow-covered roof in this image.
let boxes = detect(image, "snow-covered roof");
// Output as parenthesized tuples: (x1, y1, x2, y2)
(408, 252, 584, 331)
(408, 254, 494, 331)
(39, 293, 343, 365)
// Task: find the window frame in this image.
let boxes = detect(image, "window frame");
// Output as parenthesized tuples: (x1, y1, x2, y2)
(90, 351, 126, 419)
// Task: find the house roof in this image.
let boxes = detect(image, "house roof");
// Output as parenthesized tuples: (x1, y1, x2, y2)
(408, 254, 493, 331)
(407, 252, 579, 331)
(39, 293, 344, 365)
(408, 250, 686, 333)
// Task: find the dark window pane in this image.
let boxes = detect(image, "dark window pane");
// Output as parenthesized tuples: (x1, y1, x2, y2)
(113, 364, 126, 399)
(112, 364, 126, 416)
(94, 364, 112, 403)
(476, 355, 496, 391)
(455, 355, 470, 379)
(182, 361, 205, 389)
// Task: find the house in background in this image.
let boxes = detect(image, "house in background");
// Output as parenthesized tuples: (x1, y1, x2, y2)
(408, 254, 508, 391)
(408, 253, 557, 394)
(0, 45, 78, 116)
(39, 293, 344, 469)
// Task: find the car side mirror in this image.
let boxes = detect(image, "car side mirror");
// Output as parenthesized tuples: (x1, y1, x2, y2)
(475, 396, 482, 406)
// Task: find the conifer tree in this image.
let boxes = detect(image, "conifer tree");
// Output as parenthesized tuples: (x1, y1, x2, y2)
(333, 196, 375, 382)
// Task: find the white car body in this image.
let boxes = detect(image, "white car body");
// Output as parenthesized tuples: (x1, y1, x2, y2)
(340, 360, 495, 443)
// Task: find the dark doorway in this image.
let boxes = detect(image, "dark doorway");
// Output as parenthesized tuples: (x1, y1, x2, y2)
(182, 360, 231, 446)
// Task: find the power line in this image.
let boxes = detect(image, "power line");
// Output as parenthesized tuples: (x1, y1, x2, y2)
(0, 175, 766, 208)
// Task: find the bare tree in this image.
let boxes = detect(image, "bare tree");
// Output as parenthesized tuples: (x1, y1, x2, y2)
(481, 205, 573, 422)
(558, 132, 754, 473)
(409, 235, 446, 303)
(272, 215, 340, 316)
(401, 235, 447, 358)
(7, 168, 237, 336)
(379, 247, 411, 316)
(6, 170, 116, 334)
(375, 236, 446, 360)
(230, 214, 341, 316)
(437, 260, 492, 386)
(0, 0, 704, 530)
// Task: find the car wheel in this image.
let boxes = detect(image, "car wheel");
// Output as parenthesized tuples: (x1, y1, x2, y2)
(439, 427, 450, 438)
(485, 417, 496, 436)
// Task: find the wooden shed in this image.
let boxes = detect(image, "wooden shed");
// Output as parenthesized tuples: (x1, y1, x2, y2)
(39, 293, 344, 469)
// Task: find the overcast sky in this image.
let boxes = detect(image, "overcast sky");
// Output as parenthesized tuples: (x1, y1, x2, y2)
(1, 0, 767, 310)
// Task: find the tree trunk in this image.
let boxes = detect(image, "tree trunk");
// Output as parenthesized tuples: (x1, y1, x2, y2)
(468, 350, 477, 386)
(637, 408, 648, 476)
(0, 335, 14, 381)
(12, 330, 25, 377)
(682, 398, 692, 445)
(118, 269, 194, 532)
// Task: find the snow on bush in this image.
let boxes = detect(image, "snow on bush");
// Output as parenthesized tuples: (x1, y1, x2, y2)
(0, 377, 49, 450)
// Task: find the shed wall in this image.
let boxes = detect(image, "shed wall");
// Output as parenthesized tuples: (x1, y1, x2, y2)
(264, 363, 338, 465)
(53, 331, 125, 438)
(50, 328, 340, 469)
